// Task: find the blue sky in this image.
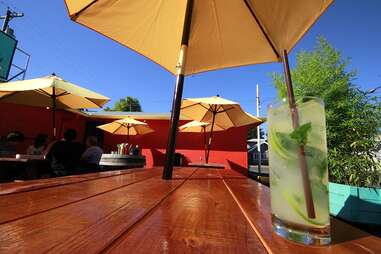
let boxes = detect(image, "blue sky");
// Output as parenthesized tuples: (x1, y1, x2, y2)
(1, 0, 380, 118)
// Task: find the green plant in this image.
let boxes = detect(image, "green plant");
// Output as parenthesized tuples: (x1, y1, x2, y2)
(248, 127, 265, 140)
(104, 96, 142, 112)
(272, 37, 381, 187)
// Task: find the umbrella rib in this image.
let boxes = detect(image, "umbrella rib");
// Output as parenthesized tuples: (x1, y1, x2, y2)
(73, 0, 98, 17)
(36, 89, 51, 97)
(211, 0, 225, 62)
(115, 123, 126, 134)
(216, 106, 235, 114)
(208, 104, 216, 113)
(216, 105, 224, 113)
(242, 0, 280, 59)
(55, 91, 70, 97)
(199, 104, 211, 111)
(181, 102, 202, 110)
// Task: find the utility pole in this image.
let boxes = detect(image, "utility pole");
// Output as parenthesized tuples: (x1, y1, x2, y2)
(1, 8, 24, 32)
(256, 84, 262, 174)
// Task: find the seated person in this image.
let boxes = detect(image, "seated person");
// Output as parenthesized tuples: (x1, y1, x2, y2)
(0, 131, 25, 156)
(46, 129, 84, 176)
(79, 136, 103, 173)
(27, 134, 48, 155)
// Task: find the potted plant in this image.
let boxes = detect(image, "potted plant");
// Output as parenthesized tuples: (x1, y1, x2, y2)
(272, 37, 381, 225)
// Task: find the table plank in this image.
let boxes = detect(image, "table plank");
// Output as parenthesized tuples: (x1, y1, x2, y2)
(105, 178, 267, 254)
(0, 169, 161, 224)
(0, 158, 28, 162)
(171, 167, 200, 179)
(190, 168, 222, 179)
(0, 167, 379, 254)
(46, 174, 196, 254)
(0, 168, 144, 195)
(224, 178, 381, 254)
(218, 168, 247, 179)
(0, 169, 196, 254)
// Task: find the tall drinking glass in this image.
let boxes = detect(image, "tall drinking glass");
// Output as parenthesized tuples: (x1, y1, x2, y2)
(268, 97, 330, 245)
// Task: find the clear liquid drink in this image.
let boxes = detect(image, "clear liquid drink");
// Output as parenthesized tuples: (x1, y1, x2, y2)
(268, 97, 330, 245)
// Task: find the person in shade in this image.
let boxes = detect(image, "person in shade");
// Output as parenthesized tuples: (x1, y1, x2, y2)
(27, 134, 48, 155)
(46, 129, 84, 176)
(79, 136, 103, 173)
(0, 131, 25, 156)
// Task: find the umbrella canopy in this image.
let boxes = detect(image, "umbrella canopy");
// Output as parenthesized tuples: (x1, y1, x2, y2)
(179, 120, 225, 133)
(179, 120, 225, 162)
(0, 74, 109, 108)
(63, 0, 333, 210)
(181, 96, 262, 129)
(180, 96, 262, 162)
(0, 74, 110, 138)
(97, 117, 154, 143)
(64, 0, 332, 76)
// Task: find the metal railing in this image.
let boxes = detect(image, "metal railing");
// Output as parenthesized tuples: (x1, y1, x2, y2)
(6, 47, 30, 81)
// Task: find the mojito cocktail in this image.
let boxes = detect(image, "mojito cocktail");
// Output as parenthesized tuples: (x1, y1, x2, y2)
(268, 97, 330, 245)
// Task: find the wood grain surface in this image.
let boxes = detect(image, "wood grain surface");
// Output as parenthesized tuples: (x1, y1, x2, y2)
(105, 179, 266, 254)
(0, 167, 379, 254)
(0, 169, 160, 224)
(0, 168, 144, 195)
(224, 178, 381, 254)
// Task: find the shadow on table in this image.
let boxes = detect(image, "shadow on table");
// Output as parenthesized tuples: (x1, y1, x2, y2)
(331, 218, 369, 245)
(332, 195, 381, 241)
(331, 217, 381, 247)
(227, 160, 248, 176)
(336, 195, 381, 226)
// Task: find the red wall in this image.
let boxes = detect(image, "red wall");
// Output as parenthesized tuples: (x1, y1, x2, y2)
(0, 103, 249, 173)
(0, 103, 87, 152)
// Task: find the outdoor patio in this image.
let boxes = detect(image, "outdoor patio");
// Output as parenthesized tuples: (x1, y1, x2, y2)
(0, 167, 379, 253)
(1, 0, 381, 252)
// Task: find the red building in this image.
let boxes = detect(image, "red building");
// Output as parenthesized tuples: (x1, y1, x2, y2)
(0, 103, 253, 173)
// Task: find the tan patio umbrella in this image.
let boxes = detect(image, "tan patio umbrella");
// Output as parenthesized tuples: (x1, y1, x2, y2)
(97, 117, 154, 143)
(0, 73, 109, 138)
(179, 120, 225, 162)
(181, 96, 262, 163)
(64, 0, 333, 217)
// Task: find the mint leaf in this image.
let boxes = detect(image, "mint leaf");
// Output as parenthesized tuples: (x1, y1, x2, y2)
(276, 132, 298, 150)
(269, 130, 298, 160)
(290, 122, 312, 145)
(305, 146, 327, 178)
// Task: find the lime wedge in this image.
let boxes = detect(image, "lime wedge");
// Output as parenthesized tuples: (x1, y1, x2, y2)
(283, 191, 326, 227)
(269, 128, 297, 160)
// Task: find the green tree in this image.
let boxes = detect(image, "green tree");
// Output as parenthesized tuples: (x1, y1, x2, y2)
(104, 96, 142, 112)
(272, 37, 381, 187)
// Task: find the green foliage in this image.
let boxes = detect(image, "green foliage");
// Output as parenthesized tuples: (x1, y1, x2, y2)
(248, 127, 265, 140)
(104, 96, 142, 112)
(290, 122, 312, 146)
(272, 37, 381, 187)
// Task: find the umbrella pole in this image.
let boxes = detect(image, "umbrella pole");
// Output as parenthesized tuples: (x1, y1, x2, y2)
(206, 109, 216, 164)
(203, 126, 207, 162)
(282, 50, 316, 218)
(127, 124, 130, 144)
(163, 0, 194, 180)
(52, 86, 57, 139)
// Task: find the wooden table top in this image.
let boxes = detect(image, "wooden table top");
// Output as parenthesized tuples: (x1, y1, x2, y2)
(0, 155, 45, 163)
(0, 157, 28, 162)
(0, 167, 379, 253)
